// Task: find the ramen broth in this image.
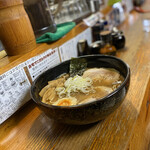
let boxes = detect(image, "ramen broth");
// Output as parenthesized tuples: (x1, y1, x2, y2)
(39, 68, 124, 106)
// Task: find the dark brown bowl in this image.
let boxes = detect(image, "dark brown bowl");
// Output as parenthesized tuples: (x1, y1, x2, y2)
(31, 55, 130, 125)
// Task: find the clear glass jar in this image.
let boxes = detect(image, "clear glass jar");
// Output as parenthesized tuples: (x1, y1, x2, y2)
(23, 0, 57, 38)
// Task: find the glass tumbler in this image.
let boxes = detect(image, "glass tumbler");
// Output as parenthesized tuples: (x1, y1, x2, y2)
(23, 0, 57, 38)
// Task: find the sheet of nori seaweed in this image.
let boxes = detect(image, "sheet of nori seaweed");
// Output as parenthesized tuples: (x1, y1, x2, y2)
(69, 58, 87, 77)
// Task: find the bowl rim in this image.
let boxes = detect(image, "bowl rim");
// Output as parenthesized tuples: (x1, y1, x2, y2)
(30, 54, 130, 109)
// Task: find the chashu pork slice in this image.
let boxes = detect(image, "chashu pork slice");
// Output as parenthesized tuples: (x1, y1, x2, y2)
(78, 86, 113, 104)
(72, 86, 113, 104)
(82, 68, 120, 87)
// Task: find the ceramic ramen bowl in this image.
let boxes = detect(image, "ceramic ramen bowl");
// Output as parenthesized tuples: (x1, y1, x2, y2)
(31, 55, 130, 125)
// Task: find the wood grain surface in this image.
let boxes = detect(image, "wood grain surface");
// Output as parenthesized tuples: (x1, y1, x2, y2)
(0, 0, 36, 55)
(0, 1, 150, 150)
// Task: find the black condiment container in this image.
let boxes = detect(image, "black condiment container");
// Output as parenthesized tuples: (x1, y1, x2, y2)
(111, 31, 126, 50)
(89, 41, 103, 54)
(77, 39, 90, 56)
(92, 22, 104, 42)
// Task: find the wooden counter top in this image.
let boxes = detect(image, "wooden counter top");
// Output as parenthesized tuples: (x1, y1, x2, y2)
(0, 1, 150, 150)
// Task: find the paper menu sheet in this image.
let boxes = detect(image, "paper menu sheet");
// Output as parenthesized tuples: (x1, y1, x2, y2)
(0, 48, 60, 124)
(0, 63, 31, 124)
(74, 28, 92, 50)
(84, 28, 92, 45)
(59, 28, 92, 62)
(25, 48, 60, 81)
(59, 38, 77, 62)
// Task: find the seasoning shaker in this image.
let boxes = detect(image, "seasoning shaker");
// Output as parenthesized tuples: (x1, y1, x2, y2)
(89, 41, 103, 54)
(99, 30, 116, 55)
(77, 39, 90, 56)
(92, 22, 104, 42)
(111, 28, 126, 50)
